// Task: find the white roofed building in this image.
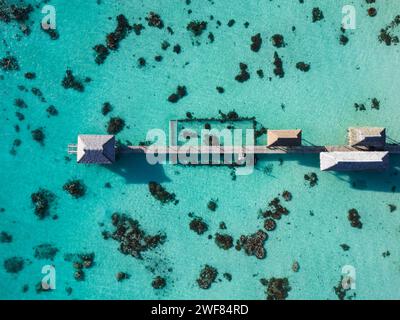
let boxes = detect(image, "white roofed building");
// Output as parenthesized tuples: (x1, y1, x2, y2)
(75, 135, 116, 164)
(320, 151, 389, 171)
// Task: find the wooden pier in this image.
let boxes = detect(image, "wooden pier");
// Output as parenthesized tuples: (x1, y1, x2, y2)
(120, 144, 400, 155)
(70, 126, 400, 171)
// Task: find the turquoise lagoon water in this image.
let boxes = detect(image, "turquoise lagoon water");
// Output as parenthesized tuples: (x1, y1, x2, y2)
(1, 0, 400, 300)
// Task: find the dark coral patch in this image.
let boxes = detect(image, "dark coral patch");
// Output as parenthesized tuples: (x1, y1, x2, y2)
(264, 218, 276, 231)
(102, 102, 113, 116)
(348, 209, 362, 229)
(46, 105, 58, 116)
(146, 12, 164, 29)
(4, 257, 25, 273)
(93, 44, 110, 65)
(271, 34, 285, 48)
(260, 277, 291, 300)
(250, 33, 262, 52)
(304, 172, 318, 187)
(148, 182, 177, 204)
(207, 199, 218, 211)
(63, 180, 86, 198)
(103, 213, 166, 259)
(34, 244, 59, 260)
(235, 63, 250, 83)
(31, 188, 55, 219)
(236, 230, 267, 259)
(64, 252, 95, 281)
(116, 272, 130, 282)
(187, 21, 207, 36)
(215, 233, 234, 250)
(168, 86, 187, 103)
(31, 128, 46, 145)
(152, 276, 166, 289)
(296, 62, 310, 72)
(189, 217, 208, 235)
(106, 15, 131, 50)
(107, 117, 125, 134)
(312, 7, 324, 23)
(62, 70, 85, 92)
(197, 265, 218, 289)
(379, 15, 400, 46)
(0, 232, 12, 243)
(273, 52, 284, 78)
(0, 56, 19, 71)
(24, 72, 36, 79)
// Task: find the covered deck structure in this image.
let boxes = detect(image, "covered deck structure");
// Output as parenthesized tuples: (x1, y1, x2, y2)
(348, 127, 386, 148)
(68, 126, 400, 171)
(68, 135, 116, 164)
(320, 151, 389, 171)
(267, 129, 302, 147)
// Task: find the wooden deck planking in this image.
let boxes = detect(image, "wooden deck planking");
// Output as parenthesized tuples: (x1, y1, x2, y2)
(120, 145, 400, 155)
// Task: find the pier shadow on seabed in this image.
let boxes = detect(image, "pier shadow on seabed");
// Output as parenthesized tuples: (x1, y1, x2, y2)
(103, 151, 171, 185)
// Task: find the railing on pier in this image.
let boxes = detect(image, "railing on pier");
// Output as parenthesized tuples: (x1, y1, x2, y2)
(118, 144, 400, 155)
(67, 144, 78, 154)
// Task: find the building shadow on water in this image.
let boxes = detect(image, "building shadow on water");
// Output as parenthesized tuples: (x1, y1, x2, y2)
(330, 155, 400, 193)
(256, 154, 320, 169)
(105, 149, 399, 191)
(255, 154, 320, 179)
(256, 154, 400, 193)
(104, 152, 170, 184)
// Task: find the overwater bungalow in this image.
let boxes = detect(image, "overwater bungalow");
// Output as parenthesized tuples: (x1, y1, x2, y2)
(348, 127, 386, 148)
(267, 129, 302, 147)
(320, 151, 389, 171)
(68, 135, 116, 164)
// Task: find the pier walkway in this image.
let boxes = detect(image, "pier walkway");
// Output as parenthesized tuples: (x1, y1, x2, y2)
(120, 144, 400, 155)
(69, 126, 400, 171)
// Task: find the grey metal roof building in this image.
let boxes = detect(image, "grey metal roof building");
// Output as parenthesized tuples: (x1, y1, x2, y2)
(348, 127, 386, 148)
(76, 135, 115, 164)
(267, 129, 302, 147)
(320, 151, 389, 171)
